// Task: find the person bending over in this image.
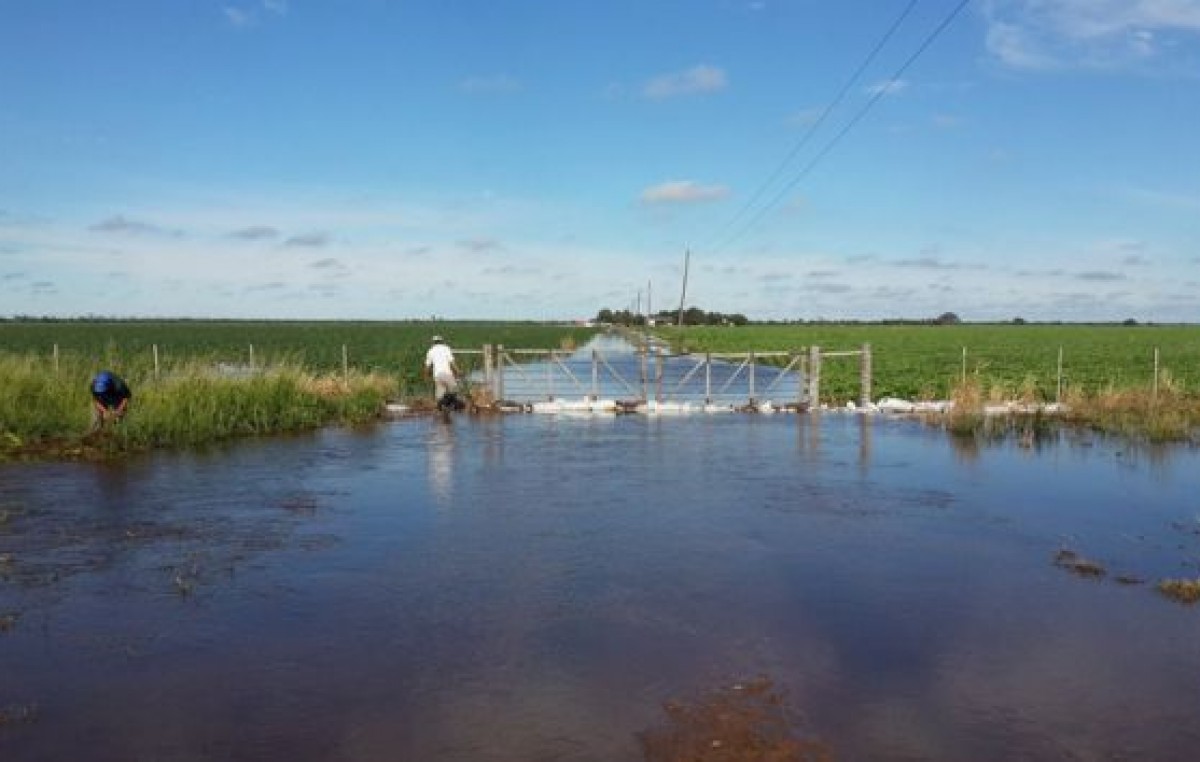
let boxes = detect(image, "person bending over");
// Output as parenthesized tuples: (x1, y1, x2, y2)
(90, 370, 131, 432)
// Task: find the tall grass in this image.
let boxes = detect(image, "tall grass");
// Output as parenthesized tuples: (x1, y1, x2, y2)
(1058, 372, 1200, 442)
(943, 370, 1199, 443)
(0, 353, 400, 457)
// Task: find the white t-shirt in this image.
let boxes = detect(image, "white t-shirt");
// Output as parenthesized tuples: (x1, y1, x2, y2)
(425, 344, 456, 377)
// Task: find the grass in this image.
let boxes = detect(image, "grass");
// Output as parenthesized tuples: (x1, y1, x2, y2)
(656, 323, 1200, 442)
(0, 354, 398, 458)
(941, 372, 1200, 443)
(1157, 579, 1200, 605)
(0, 319, 597, 390)
(0, 321, 597, 459)
(656, 323, 1200, 402)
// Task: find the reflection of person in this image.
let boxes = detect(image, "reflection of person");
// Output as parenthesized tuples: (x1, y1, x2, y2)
(90, 370, 131, 432)
(427, 421, 455, 507)
(423, 335, 461, 407)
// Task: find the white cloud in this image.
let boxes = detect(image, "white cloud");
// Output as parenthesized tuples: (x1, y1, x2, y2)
(6, 186, 1195, 321)
(643, 65, 728, 99)
(263, 0, 288, 15)
(983, 0, 1200, 70)
(639, 180, 730, 205)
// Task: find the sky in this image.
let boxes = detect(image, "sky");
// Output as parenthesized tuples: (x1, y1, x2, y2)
(1, 0, 1198, 322)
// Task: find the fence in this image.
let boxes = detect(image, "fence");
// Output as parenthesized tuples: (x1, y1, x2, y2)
(19, 337, 1194, 406)
(469, 341, 874, 408)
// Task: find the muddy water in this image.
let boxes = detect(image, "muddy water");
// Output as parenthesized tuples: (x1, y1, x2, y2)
(2, 416, 1199, 761)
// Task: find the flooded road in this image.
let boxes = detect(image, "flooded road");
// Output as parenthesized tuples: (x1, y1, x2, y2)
(2, 414, 1199, 761)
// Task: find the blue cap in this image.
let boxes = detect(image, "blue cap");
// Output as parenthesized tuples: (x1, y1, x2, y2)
(92, 371, 114, 393)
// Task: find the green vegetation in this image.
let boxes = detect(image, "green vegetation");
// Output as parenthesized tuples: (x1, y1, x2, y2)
(597, 306, 748, 326)
(0, 320, 597, 459)
(656, 323, 1200, 400)
(0, 354, 398, 458)
(0, 320, 596, 391)
(657, 323, 1200, 442)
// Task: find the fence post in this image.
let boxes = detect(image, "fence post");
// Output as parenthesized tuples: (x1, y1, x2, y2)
(860, 343, 872, 407)
(705, 353, 712, 404)
(639, 342, 648, 402)
(795, 352, 804, 409)
(656, 348, 664, 403)
(749, 351, 756, 405)
(546, 350, 554, 401)
(961, 346, 967, 386)
(249, 343, 255, 368)
(807, 346, 821, 407)
(482, 344, 492, 396)
(53, 343, 59, 374)
(153, 344, 160, 380)
(591, 348, 599, 400)
(342, 344, 349, 383)
(495, 344, 505, 401)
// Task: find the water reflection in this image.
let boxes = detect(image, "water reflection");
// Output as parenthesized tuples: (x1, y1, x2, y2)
(426, 420, 457, 507)
(858, 413, 872, 471)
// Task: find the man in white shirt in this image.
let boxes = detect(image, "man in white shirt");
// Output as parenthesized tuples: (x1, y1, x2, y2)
(423, 335, 461, 404)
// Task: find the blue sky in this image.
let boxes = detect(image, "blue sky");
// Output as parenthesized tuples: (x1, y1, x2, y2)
(2, 0, 1198, 322)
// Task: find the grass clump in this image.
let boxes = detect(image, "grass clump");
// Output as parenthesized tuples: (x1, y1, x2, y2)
(1156, 578, 1200, 605)
(0, 353, 400, 458)
(946, 374, 985, 436)
(1060, 376, 1200, 443)
(940, 370, 1199, 443)
(1053, 549, 1107, 578)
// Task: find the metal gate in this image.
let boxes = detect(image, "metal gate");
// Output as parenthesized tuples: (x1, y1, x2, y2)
(473, 342, 809, 410)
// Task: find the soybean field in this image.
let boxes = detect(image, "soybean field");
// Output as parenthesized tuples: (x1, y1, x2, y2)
(0, 320, 597, 388)
(656, 323, 1200, 403)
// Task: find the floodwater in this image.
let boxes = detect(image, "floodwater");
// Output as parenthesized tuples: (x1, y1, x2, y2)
(2, 413, 1199, 761)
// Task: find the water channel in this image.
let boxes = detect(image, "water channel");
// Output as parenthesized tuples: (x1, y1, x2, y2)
(2, 388, 1199, 760)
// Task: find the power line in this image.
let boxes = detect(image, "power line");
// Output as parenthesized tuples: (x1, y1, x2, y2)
(710, 0, 974, 256)
(702, 0, 919, 252)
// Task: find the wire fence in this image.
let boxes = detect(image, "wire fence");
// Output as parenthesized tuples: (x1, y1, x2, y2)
(7, 337, 1196, 406)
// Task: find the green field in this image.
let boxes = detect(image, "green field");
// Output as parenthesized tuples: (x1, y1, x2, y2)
(655, 324, 1200, 403)
(0, 320, 597, 392)
(0, 320, 597, 457)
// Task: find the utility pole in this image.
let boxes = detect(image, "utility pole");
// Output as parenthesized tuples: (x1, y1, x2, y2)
(676, 249, 690, 327)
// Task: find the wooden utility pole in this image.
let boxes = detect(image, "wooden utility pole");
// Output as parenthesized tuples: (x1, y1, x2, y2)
(676, 249, 690, 327)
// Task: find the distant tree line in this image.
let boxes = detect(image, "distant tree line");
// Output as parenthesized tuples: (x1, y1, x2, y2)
(595, 307, 749, 326)
(594, 309, 1167, 327)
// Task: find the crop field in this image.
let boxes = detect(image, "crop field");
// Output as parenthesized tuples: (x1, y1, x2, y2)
(655, 323, 1200, 403)
(0, 320, 597, 390)
(0, 320, 599, 456)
